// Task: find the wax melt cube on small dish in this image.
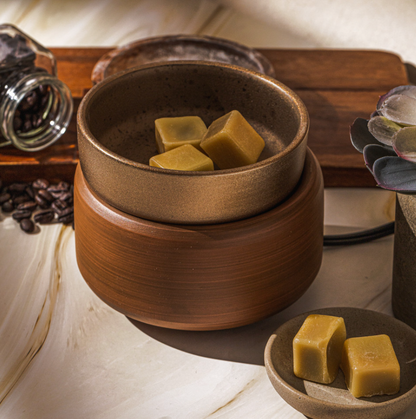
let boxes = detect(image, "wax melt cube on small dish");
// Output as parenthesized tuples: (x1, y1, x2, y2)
(155, 116, 207, 153)
(149, 144, 214, 171)
(200, 110, 265, 170)
(293, 314, 346, 384)
(341, 334, 400, 398)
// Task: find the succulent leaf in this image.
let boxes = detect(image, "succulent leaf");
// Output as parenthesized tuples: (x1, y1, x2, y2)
(373, 156, 416, 193)
(378, 94, 416, 125)
(367, 115, 402, 146)
(392, 126, 416, 163)
(363, 144, 397, 173)
(377, 85, 416, 110)
(350, 117, 384, 153)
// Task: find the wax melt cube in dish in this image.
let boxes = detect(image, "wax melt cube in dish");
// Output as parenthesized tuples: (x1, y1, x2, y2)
(341, 334, 400, 398)
(155, 116, 207, 153)
(200, 110, 265, 169)
(293, 314, 346, 384)
(149, 144, 214, 171)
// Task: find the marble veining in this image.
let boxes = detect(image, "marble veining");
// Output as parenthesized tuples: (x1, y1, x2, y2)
(0, 223, 68, 404)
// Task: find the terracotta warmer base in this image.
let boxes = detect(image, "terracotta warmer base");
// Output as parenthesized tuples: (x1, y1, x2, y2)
(74, 148, 324, 331)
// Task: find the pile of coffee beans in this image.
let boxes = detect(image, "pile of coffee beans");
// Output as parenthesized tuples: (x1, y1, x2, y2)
(0, 31, 51, 136)
(15, 84, 51, 133)
(0, 178, 73, 233)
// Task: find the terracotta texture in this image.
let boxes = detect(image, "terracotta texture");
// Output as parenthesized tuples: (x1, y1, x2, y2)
(74, 148, 323, 331)
(91, 34, 275, 84)
(392, 194, 416, 330)
(77, 61, 309, 224)
(265, 307, 416, 419)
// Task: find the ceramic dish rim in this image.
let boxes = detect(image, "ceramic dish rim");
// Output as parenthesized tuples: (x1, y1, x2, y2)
(78, 60, 309, 178)
(91, 34, 276, 84)
(264, 306, 416, 413)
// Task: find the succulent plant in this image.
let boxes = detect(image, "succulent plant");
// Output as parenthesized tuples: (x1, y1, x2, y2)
(350, 85, 416, 194)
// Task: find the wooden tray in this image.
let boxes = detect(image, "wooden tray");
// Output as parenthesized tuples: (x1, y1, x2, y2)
(0, 48, 408, 186)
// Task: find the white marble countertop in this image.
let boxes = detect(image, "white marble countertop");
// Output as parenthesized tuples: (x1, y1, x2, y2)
(1, 1, 415, 417)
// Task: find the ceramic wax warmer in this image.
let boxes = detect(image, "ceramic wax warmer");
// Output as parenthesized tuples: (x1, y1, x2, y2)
(75, 62, 324, 331)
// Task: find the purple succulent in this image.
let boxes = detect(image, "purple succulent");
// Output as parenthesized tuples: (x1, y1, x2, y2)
(350, 85, 416, 194)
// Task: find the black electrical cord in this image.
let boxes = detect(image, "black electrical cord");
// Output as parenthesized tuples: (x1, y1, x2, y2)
(323, 221, 395, 246)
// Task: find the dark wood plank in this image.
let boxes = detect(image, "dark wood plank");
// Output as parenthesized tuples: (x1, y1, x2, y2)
(52, 47, 113, 98)
(258, 49, 408, 91)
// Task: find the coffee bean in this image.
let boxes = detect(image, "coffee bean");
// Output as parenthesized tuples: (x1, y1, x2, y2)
(32, 113, 43, 129)
(13, 116, 22, 131)
(2, 201, 14, 213)
(57, 181, 70, 191)
(34, 209, 54, 224)
(12, 210, 32, 221)
(25, 185, 35, 199)
(51, 199, 68, 214)
(19, 90, 37, 111)
(9, 182, 28, 193)
(0, 192, 11, 204)
(34, 194, 49, 209)
(20, 218, 35, 233)
(17, 200, 37, 212)
(49, 191, 63, 199)
(58, 213, 74, 224)
(32, 178, 49, 190)
(22, 119, 32, 132)
(37, 188, 54, 202)
(12, 194, 31, 206)
(59, 191, 73, 203)
(48, 181, 70, 193)
(56, 206, 73, 218)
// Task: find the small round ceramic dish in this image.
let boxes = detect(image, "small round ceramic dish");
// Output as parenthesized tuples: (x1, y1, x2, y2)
(264, 307, 416, 419)
(91, 34, 275, 84)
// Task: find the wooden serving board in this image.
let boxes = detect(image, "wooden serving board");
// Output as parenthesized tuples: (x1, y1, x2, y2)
(0, 48, 409, 186)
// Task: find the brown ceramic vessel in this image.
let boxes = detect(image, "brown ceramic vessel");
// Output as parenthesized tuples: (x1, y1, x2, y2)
(74, 148, 324, 331)
(265, 307, 416, 419)
(91, 34, 275, 84)
(78, 61, 309, 224)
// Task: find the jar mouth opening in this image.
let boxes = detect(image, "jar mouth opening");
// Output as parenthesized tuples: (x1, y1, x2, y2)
(1, 73, 73, 152)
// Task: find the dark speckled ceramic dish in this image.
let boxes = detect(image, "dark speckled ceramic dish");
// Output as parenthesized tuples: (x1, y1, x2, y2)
(264, 307, 416, 419)
(91, 34, 275, 84)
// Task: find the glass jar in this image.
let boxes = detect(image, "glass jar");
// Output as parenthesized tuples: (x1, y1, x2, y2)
(0, 24, 73, 152)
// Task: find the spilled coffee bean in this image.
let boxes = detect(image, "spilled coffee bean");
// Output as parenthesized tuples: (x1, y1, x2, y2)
(2, 201, 14, 213)
(17, 200, 37, 212)
(0, 192, 11, 204)
(20, 218, 35, 233)
(32, 178, 49, 190)
(37, 188, 54, 202)
(0, 177, 74, 233)
(34, 209, 54, 224)
(12, 209, 32, 221)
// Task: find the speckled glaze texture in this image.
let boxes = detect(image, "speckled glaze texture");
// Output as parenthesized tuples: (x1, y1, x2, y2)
(392, 194, 416, 330)
(91, 34, 276, 84)
(74, 148, 323, 331)
(264, 307, 416, 419)
(78, 61, 309, 224)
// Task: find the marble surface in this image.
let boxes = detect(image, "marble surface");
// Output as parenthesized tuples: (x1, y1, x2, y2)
(1, 1, 416, 418)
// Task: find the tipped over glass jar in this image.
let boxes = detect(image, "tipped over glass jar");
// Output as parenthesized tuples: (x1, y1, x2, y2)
(0, 24, 73, 151)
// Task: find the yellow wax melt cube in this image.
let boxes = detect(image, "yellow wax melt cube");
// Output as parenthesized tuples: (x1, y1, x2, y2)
(200, 110, 265, 169)
(149, 144, 214, 171)
(155, 116, 207, 153)
(293, 314, 347, 384)
(341, 334, 400, 398)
